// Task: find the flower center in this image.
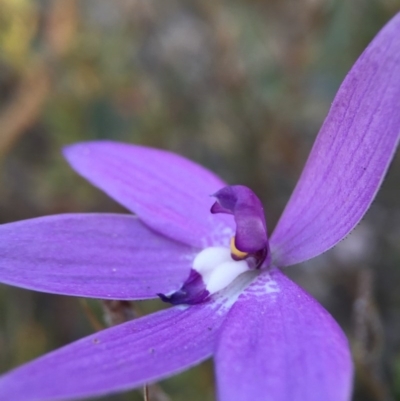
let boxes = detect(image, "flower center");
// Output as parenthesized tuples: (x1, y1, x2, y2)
(193, 247, 249, 294)
(158, 185, 270, 305)
(158, 247, 250, 305)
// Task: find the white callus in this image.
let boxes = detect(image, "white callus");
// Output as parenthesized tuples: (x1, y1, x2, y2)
(193, 247, 249, 295)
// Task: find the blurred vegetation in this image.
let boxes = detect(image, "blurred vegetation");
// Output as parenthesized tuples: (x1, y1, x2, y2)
(0, 1, 400, 400)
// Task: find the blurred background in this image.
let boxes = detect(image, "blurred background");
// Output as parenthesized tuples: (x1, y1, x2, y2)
(0, 0, 399, 400)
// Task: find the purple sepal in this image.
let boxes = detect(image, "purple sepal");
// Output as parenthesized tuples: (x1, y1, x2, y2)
(270, 12, 400, 267)
(215, 269, 353, 401)
(64, 141, 235, 249)
(158, 269, 210, 305)
(211, 185, 268, 254)
(0, 213, 192, 300)
(0, 302, 227, 401)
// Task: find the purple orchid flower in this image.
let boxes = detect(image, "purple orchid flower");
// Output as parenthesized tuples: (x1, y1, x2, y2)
(0, 13, 400, 401)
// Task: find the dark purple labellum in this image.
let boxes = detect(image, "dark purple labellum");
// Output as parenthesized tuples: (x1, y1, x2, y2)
(158, 269, 210, 305)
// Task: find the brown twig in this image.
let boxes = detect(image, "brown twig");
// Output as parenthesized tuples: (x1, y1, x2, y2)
(101, 300, 139, 326)
(0, 0, 76, 158)
(144, 384, 150, 401)
(352, 268, 393, 401)
(0, 63, 50, 158)
(79, 299, 104, 332)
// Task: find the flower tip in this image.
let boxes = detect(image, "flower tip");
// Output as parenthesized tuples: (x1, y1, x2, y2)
(157, 293, 171, 302)
(210, 201, 228, 214)
(62, 142, 93, 159)
(157, 290, 209, 305)
(61, 143, 74, 157)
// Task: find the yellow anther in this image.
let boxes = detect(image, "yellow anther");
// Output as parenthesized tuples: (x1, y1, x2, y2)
(230, 237, 248, 260)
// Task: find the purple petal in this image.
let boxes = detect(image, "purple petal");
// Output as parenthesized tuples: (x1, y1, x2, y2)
(0, 214, 193, 299)
(0, 302, 227, 401)
(64, 141, 235, 248)
(270, 13, 400, 266)
(215, 269, 353, 401)
(211, 185, 268, 253)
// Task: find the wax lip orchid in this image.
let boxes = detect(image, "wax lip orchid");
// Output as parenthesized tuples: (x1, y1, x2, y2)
(0, 13, 399, 401)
